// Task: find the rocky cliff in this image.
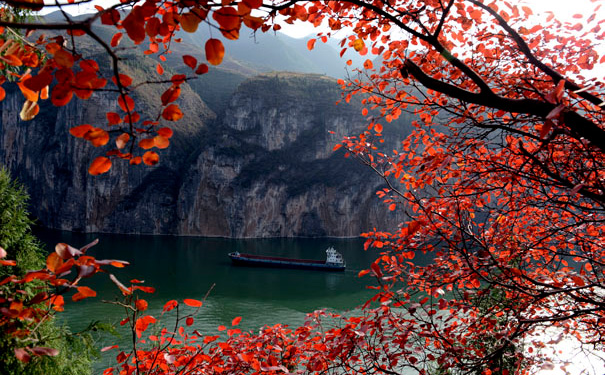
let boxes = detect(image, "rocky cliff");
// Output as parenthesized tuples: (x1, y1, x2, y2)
(1, 71, 409, 237)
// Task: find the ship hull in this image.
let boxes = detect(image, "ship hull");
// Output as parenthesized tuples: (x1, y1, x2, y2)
(228, 253, 345, 271)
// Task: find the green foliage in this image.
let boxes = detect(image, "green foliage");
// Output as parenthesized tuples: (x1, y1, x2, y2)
(0, 168, 42, 276)
(0, 168, 95, 374)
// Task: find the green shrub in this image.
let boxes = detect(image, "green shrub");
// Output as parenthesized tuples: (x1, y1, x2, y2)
(0, 168, 95, 375)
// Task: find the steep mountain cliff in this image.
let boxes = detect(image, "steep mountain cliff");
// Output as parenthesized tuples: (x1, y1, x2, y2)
(1, 22, 412, 237)
(1, 71, 410, 237)
(176, 73, 407, 237)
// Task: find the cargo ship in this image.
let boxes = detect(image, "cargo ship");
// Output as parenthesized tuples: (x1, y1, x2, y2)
(228, 246, 346, 271)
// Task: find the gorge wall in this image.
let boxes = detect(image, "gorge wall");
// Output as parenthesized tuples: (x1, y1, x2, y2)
(0, 71, 409, 238)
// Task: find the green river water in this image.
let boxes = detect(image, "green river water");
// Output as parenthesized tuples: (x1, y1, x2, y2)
(34, 228, 382, 371)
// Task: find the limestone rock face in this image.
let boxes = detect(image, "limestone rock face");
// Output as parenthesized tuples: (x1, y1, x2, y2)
(1, 72, 408, 237)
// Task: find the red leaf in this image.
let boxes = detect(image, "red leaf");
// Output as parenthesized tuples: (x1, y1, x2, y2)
(161, 86, 181, 106)
(370, 261, 382, 278)
(107, 112, 122, 125)
(162, 104, 183, 121)
(118, 95, 135, 112)
(116, 133, 130, 149)
(142, 151, 159, 166)
(14, 348, 31, 363)
(163, 300, 178, 312)
(111, 32, 123, 47)
(88, 156, 112, 175)
(183, 55, 197, 69)
(23, 72, 52, 92)
(358, 269, 370, 277)
(307, 39, 316, 50)
(232, 316, 242, 326)
(205, 39, 225, 65)
(139, 138, 155, 150)
(101, 345, 119, 352)
(122, 11, 146, 44)
(72, 286, 97, 302)
(195, 63, 209, 75)
(135, 299, 148, 311)
(154, 135, 170, 149)
(183, 298, 203, 307)
(156, 63, 164, 75)
(186, 317, 194, 326)
(112, 74, 133, 87)
(30, 347, 59, 357)
(157, 127, 173, 138)
(70, 124, 93, 138)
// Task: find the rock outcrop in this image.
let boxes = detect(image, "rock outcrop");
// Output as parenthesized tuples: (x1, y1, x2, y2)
(1, 72, 409, 237)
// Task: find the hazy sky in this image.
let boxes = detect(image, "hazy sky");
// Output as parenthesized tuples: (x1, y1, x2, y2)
(42, 0, 604, 39)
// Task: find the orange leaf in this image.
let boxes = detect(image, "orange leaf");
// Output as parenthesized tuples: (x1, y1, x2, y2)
(1, 53, 23, 66)
(231, 316, 242, 326)
(72, 286, 97, 302)
(0, 86, 5, 101)
(156, 63, 164, 75)
(88, 156, 112, 175)
(352, 38, 364, 52)
(70, 124, 94, 138)
(142, 151, 159, 166)
(116, 133, 130, 149)
(307, 39, 316, 50)
(213, 7, 241, 33)
(154, 135, 170, 149)
(130, 156, 142, 165)
(111, 32, 123, 47)
(46, 252, 63, 273)
(48, 295, 64, 312)
(139, 138, 155, 150)
(135, 299, 148, 311)
(183, 55, 197, 69)
(205, 39, 225, 65)
(243, 15, 263, 30)
(183, 298, 202, 307)
(84, 128, 110, 147)
(157, 127, 173, 138)
(17, 81, 39, 102)
(181, 12, 201, 33)
(162, 104, 183, 121)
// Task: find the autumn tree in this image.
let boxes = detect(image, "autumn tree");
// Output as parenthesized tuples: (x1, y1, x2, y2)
(0, 0, 603, 374)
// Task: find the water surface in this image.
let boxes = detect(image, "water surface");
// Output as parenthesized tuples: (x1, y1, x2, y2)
(34, 228, 381, 370)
